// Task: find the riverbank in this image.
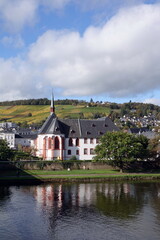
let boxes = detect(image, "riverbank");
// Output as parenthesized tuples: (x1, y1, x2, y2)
(1, 169, 160, 185)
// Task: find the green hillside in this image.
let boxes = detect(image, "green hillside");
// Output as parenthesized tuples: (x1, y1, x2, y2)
(0, 105, 111, 124)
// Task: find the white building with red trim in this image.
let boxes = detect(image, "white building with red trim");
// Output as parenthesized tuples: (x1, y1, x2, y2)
(35, 97, 119, 160)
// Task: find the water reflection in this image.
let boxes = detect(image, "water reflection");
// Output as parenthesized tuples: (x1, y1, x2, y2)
(1, 182, 160, 240)
(30, 182, 146, 219)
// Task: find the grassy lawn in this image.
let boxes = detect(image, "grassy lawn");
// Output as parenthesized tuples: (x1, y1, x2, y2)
(24, 169, 119, 175)
(22, 170, 160, 180)
(0, 169, 119, 177)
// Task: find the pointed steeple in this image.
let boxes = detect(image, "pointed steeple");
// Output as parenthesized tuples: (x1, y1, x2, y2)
(50, 91, 55, 114)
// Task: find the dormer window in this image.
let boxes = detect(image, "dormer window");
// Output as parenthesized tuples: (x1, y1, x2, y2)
(55, 127, 59, 131)
(98, 131, 103, 135)
(86, 131, 91, 135)
(70, 129, 75, 134)
(104, 124, 108, 127)
(91, 123, 96, 127)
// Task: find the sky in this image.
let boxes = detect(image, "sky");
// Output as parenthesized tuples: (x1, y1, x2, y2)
(0, 0, 160, 105)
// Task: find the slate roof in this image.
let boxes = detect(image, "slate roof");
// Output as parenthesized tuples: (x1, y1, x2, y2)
(39, 113, 119, 138)
(15, 134, 37, 139)
(129, 127, 149, 134)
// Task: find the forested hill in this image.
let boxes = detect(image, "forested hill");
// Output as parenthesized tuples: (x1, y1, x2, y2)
(0, 98, 85, 106)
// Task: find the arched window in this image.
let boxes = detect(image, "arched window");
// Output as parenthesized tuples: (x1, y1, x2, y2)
(48, 138, 52, 149)
(76, 138, 79, 146)
(55, 136, 60, 149)
(62, 138, 65, 149)
(69, 138, 73, 146)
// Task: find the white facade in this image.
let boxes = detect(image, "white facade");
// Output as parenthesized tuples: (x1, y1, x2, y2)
(0, 131, 33, 150)
(64, 138, 97, 160)
(0, 132, 16, 148)
(35, 134, 99, 160)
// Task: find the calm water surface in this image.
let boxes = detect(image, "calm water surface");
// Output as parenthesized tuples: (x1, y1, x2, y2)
(0, 182, 160, 240)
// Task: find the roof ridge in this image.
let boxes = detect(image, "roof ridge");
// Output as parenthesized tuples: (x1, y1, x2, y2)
(78, 119, 82, 137)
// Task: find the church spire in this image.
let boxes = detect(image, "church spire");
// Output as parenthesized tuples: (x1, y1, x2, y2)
(50, 91, 55, 114)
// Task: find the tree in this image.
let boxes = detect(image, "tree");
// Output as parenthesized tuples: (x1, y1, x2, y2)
(148, 136, 160, 159)
(28, 113, 32, 117)
(94, 132, 149, 172)
(90, 98, 94, 103)
(0, 139, 14, 161)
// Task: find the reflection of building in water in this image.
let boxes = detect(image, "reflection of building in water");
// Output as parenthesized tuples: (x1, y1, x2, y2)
(58, 184, 62, 209)
(33, 184, 80, 210)
(35, 185, 54, 208)
(78, 183, 96, 206)
(31, 183, 136, 210)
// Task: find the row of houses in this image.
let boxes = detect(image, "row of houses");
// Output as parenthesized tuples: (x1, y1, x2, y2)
(120, 114, 160, 130)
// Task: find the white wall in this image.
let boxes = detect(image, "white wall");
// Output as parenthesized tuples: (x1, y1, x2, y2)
(0, 132, 16, 149)
(36, 134, 98, 161)
(64, 138, 97, 160)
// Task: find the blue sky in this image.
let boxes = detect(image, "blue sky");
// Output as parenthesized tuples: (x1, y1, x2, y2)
(0, 0, 160, 105)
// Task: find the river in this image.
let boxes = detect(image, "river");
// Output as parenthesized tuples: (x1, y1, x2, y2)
(0, 182, 160, 240)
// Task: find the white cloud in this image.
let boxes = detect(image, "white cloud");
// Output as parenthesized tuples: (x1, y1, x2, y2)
(1, 35, 25, 48)
(28, 4, 160, 97)
(0, 0, 39, 32)
(0, 3, 160, 101)
(0, 0, 157, 33)
(0, 0, 73, 32)
(144, 98, 160, 106)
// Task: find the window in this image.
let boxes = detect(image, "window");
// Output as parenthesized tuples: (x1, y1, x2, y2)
(84, 138, 87, 144)
(48, 138, 52, 149)
(62, 138, 65, 149)
(98, 131, 103, 135)
(68, 149, 71, 155)
(84, 148, 88, 155)
(69, 138, 73, 146)
(90, 138, 94, 144)
(90, 148, 95, 155)
(55, 136, 60, 149)
(76, 138, 79, 146)
(76, 150, 79, 155)
(96, 138, 100, 143)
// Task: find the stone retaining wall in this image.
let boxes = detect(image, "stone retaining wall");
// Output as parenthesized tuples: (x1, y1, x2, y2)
(0, 161, 114, 170)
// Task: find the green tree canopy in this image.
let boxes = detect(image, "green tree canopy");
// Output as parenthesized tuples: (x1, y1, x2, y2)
(0, 139, 14, 161)
(94, 131, 149, 171)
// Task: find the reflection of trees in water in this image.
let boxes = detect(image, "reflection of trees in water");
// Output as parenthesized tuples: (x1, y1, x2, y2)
(0, 186, 11, 204)
(95, 183, 145, 219)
